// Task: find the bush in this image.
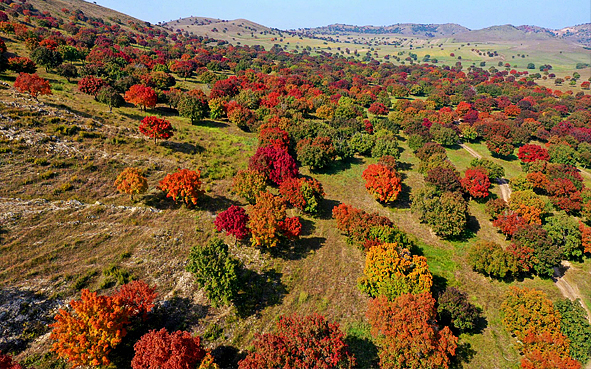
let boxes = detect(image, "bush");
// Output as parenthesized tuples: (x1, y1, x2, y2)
(437, 287, 482, 333)
(186, 238, 240, 306)
(468, 241, 519, 278)
(279, 177, 325, 214)
(362, 163, 402, 203)
(214, 206, 250, 240)
(131, 329, 210, 369)
(158, 169, 203, 206)
(358, 243, 432, 300)
(238, 314, 355, 369)
(296, 136, 337, 170)
(231, 170, 267, 204)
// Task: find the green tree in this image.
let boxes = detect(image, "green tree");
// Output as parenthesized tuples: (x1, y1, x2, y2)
(186, 239, 240, 307)
(554, 299, 591, 364)
(31, 46, 62, 72)
(544, 212, 583, 259)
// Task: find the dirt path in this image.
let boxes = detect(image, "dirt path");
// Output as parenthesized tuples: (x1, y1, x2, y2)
(553, 261, 591, 323)
(459, 143, 512, 202)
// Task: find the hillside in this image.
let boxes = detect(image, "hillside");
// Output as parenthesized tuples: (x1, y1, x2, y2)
(295, 22, 470, 37)
(1, 0, 591, 368)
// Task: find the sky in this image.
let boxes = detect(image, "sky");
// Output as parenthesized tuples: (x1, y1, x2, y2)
(93, 0, 591, 30)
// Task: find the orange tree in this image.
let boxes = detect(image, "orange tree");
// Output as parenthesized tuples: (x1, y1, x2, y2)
(138, 116, 174, 144)
(158, 169, 203, 206)
(246, 191, 301, 248)
(367, 293, 458, 369)
(238, 314, 355, 369)
(279, 177, 325, 215)
(114, 167, 148, 201)
(358, 242, 432, 300)
(124, 84, 157, 110)
(508, 190, 546, 225)
(14, 73, 51, 100)
(50, 289, 132, 367)
(362, 163, 402, 203)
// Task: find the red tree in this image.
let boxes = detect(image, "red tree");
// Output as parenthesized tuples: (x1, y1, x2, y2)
(368, 102, 388, 115)
(238, 314, 355, 369)
(518, 144, 549, 163)
(279, 177, 325, 214)
(461, 168, 491, 199)
(258, 127, 290, 151)
(362, 163, 402, 203)
(131, 328, 209, 369)
(158, 169, 203, 206)
(547, 178, 582, 213)
(113, 280, 157, 321)
(493, 211, 529, 237)
(214, 205, 250, 240)
(14, 73, 51, 100)
(125, 84, 157, 110)
(248, 146, 298, 185)
(367, 293, 458, 369)
(139, 116, 173, 144)
(0, 353, 25, 369)
(77, 76, 108, 96)
(7, 57, 36, 73)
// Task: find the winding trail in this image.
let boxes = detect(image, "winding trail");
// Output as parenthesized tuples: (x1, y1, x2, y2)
(459, 143, 591, 332)
(459, 143, 511, 202)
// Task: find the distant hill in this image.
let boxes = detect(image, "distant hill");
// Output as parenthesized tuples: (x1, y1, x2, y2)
(163, 17, 280, 39)
(294, 23, 470, 38)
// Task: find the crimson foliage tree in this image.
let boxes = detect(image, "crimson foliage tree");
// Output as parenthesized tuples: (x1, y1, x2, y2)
(238, 314, 356, 369)
(77, 75, 107, 96)
(139, 116, 173, 144)
(518, 144, 550, 163)
(249, 146, 298, 185)
(0, 353, 26, 369)
(461, 168, 491, 199)
(14, 73, 51, 100)
(131, 328, 209, 369)
(367, 293, 458, 369)
(214, 205, 250, 240)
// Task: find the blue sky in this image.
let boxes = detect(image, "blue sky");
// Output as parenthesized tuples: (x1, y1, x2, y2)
(94, 0, 590, 30)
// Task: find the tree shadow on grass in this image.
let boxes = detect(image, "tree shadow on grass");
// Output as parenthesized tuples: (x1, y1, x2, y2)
(450, 341, 477, 369)
(269, 237, 326, 260)
(396, 161, 413, 171)
(234, 268, 286, 318)
(212, 345, 244, 368)
(161, 140, 204, 155)
(111, 297, 209, 367)
(142, 190, 182, 210)
(315, 156, 364, 175)
(345, 334, 379, 368)
(318, 198, 341, 220)
(198, 193, 243, 213)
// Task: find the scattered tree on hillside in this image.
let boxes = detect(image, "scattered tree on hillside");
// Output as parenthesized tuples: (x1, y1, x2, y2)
(214, 205, 250, 240)
(367, 293, 458, 369)
(238, 314, 355, 369)
(231, 169, 267, 204)
(14, 72, 51, 100)
(158, 169, 203, 206)
(114, 167, 148, 202)
(125, 84, 157, 110)
(138, 116, 173, 144)
(362, 163, 402, 203)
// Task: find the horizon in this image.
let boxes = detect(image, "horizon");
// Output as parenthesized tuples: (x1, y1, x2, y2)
(93, 0, 591, 31)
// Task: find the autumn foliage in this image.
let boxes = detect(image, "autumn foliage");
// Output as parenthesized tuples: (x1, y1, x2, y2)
(114, 167, 148, 201)
(358, 242, 433, 300)
(461, 168, 490, 199)
(158, 168, 203, 206)
(138, 116, 174, 143)
(0, 353, 25, 369)
(366, 293, 458, 369)
(279, 177, 325, 214)
(231, 169, 267, 204)
(131, 328, 210, 369)
(362, 164, 402, 203)
(214, 205, 250, 240)
(247, 191, 301, 248)
(124, 84, 157, 110)
(14, 72, 51, 100)
(50, 282, 156, 368)
(238, 314, 355, 369)
(77, 76, 108, 96)
(248, 146, 298, 185)
(518, 144, 550, 163)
